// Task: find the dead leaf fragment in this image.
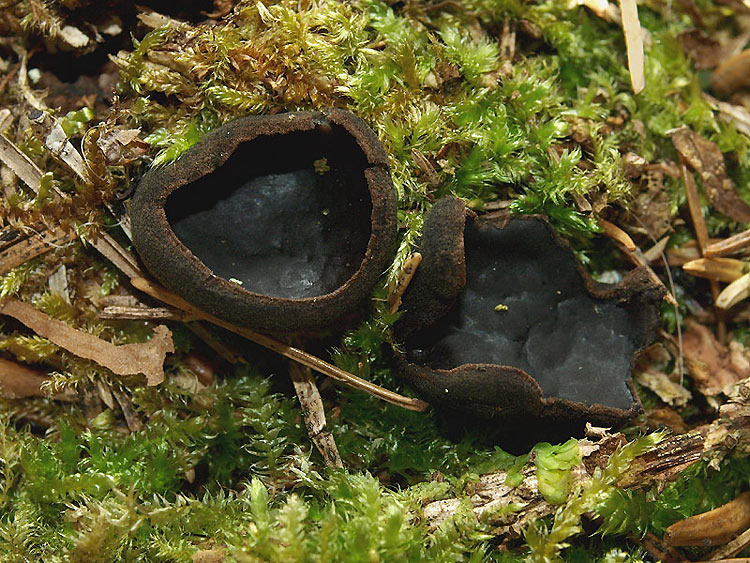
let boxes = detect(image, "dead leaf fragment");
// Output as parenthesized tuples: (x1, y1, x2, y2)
(635, 369, 691, 407)
(626, 167, 672, 239)
(646, 407, 688, 433)
(672, 128, 750, 223)
(0, 298, 174, 385)
(682, 320, 750, 395)
(0, 357, 51, 398)
(678, 29, 723, 70)
(713, 49, 750, 97)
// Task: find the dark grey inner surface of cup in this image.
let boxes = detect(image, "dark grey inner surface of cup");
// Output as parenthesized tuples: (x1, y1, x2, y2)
(406, 219, 636, 409)
(165, 126, 373, 299)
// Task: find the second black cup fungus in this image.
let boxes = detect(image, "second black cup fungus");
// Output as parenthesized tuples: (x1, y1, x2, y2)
(396, 198, 664, 428)
(130, 110, 397, 333)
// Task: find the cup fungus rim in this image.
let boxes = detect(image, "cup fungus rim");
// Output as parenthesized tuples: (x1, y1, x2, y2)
(130, 109, 398, 333)
(395, 197, 665, 424)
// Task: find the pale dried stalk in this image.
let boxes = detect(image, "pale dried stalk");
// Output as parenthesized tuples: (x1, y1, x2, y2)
(706, 527, 750, 560)
(717, 274, 750, 310)
(683, 258, 749, 283)
(706, 229, 750, 258)
(29, 110, 92, 186)
(289, 361, 343, 468)
(388, 252, 422, 314)
(99, 305, 188, 321)
(130, 277, 429, 412)
(48, 264, 70, 304)
(0, 131, 46, 193)
(619, 0, 645, 93)
(90, 231, 145, 280)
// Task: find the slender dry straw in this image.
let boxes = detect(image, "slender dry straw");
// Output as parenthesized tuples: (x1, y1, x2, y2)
(130, 277, 429, 412)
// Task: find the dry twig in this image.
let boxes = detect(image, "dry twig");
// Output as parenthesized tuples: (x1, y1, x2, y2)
(130, 277, 429, 412)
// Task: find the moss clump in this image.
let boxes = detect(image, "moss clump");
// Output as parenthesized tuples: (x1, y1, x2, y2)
(2, 0, 750, 560)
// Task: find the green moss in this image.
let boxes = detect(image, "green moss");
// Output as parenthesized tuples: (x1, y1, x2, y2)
(4, 0, 750, 560)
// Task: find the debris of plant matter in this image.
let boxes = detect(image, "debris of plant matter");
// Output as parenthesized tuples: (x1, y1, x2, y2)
(0, 357, 53, 398)
(672, 127, 750, 223)
(131, 109, 397, 334)
(712, 50, 750, 97)
(396, 198, 664, 428)
(665, 491, 750, 546)
(682, 320, 750, 396)
(0, 297, 174, 385)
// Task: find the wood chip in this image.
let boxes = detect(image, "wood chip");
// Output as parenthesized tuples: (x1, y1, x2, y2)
(673, 128, 750, 223)
(619, 0, 645, 93)
(0, 227, 76, 276)
(0, 297, 174, 385)
(289, 361, 343, 469)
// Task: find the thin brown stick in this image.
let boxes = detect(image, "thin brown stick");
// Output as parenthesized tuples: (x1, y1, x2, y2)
(706, 229, 750, 258)
(186, 322, 245, 365)
(682, 162, 727, 342)
(634, 531, 687, 563)
(90, 231, 145, 280)
(683, 163, 710, 250)
(98, 305, 188, 321)
(130, 277, 429, 412)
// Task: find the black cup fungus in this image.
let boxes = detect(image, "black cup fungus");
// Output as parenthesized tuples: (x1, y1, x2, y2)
(395, 197, 665, 428)
(130, 110, 397, 333)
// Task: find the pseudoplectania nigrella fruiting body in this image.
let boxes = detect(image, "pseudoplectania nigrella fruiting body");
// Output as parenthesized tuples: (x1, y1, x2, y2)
(130, 110, 397, 334)
(395, 197, 665, 431)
